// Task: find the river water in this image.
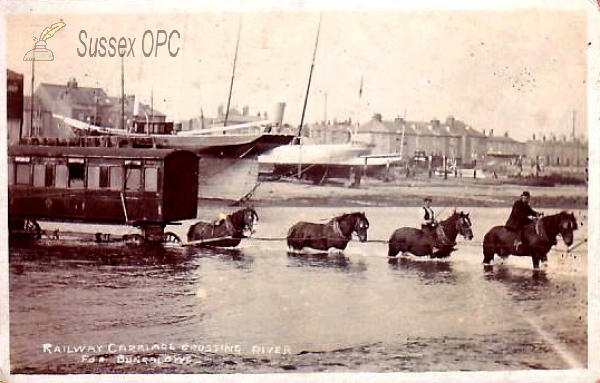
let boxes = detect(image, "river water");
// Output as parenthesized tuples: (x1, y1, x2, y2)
(8, 206, 588, 374)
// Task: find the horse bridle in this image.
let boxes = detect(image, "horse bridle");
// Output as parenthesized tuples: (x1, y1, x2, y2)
(457, 214, 471, 234)
(353, 216, 369, 235)
(242, 209, 258, 233)
(331, 216, 367, 239)
(558, 215, 577, 237)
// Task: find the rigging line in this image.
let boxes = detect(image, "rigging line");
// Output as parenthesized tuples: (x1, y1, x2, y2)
(224, 15, 242, 127)
(297, 13, 323, 138)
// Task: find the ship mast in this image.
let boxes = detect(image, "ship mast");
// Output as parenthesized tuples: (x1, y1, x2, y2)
(224, 16, 242, 127)
(298, 14, 322, 138)
(121, 56, 125, 130)
(29, 56, 35, 139)
(297, 14, 322, 178)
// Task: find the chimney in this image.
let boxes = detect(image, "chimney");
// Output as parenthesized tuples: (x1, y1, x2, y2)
(242, 106, 249, 116)
(504, 131, 509, 138)
(373, 113, 382, 122)
(133, 95, 139, 116)
(489, 129, 494, 137)
(446, 116, 455, 127)
(67, 77, 78, 89)
(430, 119, 440, 128)
(217, 104, 224, 118)
(271, 102, 286, 125)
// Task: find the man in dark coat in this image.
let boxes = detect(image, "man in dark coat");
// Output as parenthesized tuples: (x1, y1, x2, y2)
(505, 191, 542, 250)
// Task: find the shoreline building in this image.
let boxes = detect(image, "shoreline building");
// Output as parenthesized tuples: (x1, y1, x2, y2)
(308, 113, 586, 173)
(7, 69, 24, 145)
(17, 77, 167, 138)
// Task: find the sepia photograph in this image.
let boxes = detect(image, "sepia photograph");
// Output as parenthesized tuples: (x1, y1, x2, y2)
(1, 0, 598, 382)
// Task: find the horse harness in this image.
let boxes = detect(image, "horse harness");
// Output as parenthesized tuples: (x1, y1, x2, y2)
(435, 224, 455, 247)
(535, 218, 546, 240)
(331, 216, 365, 240)
(201, 215, 236, 238)
(332, 219, 349, 240)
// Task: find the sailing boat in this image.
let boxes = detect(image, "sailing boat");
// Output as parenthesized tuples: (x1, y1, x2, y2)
(29, 23, 295, 201)
(258, 20, 402, 184)
(53, 39, 293, 158)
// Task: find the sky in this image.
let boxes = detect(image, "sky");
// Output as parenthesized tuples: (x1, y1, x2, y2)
(3, 0, 594, 142)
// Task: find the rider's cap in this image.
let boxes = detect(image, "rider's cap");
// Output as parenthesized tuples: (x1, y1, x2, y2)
(521, 191, 530, 197)
(424, 196, 432, 202)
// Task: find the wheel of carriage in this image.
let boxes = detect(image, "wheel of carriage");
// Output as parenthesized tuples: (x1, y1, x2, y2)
(163, 232, 182, 245)
(24, 219, 42, 239)
(122, 233, 145, 245)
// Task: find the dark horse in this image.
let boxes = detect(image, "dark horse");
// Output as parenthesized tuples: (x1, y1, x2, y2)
(187, 207, 259, 247)
(388, 211, 474, 258)
(286, 212, 369, 252)
(482, 211, 578, 269)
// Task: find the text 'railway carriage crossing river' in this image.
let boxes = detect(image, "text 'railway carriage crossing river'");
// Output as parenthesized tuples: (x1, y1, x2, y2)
(8, 143, 199, 243)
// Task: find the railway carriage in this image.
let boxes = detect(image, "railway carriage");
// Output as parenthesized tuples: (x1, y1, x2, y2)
(8, 144, 199, 243)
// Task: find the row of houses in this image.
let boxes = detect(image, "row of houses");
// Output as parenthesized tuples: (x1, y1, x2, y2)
(308, 113, 588, 170)
(9, 70, 166, 144)
(7, 70, 587, 170)
(10, 71, 287, 142)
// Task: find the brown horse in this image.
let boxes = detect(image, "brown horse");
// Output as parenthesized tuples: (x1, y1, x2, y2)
(186, 207, 259, 247)
(388, 211, 474, 258)
(482, 211, 578, 269)
(286, 212, 369, 252)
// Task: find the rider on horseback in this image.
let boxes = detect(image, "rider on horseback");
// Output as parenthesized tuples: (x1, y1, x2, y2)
(505, 191, 542, 251)
(420, 196, 440, 255)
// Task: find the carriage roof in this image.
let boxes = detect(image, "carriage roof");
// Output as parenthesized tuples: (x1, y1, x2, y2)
(8, 145, 196, 160)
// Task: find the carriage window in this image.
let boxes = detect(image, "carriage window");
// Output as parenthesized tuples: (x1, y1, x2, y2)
(125, 167, 142, 191)
(88, 166, 110, 189)
(8, 164, 14, 186)
(16, 164, 31, 185)
(45, 165, 55, 187)
(33, 164, 46, 187)
(144, 167, 158, 192)
(100, 167, 110, 188)
(109, 167, 123, 190)
(68, 162, 85, 188)
(56, 165, 68, 188)
(87, 166, 100, 189)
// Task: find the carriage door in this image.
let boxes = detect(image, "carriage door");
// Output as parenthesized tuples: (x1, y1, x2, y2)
(123, 160, 143, 222)
(65, 157, 87, 220)
(143, 161, 162, 222)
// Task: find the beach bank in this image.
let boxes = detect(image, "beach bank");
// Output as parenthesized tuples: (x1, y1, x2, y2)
(250, 178, 587, 209)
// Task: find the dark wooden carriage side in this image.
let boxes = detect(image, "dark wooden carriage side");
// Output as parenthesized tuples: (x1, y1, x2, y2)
(8, 145, 199, 241)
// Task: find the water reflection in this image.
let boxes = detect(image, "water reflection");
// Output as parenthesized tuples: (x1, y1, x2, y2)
(388, 257, 457, 285)
(9, 240, 195, 273)
(483, 265, 550, 301)
(484, 265, 550, 285)
(286, 251, 367, 273)
(185, 247, 253, 270)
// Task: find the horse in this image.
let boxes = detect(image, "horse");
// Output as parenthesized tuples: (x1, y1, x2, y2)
(482, 211, 578, 269)
(387, 211, 474, 258)
(286, 212, 369, 253)
(186, 207, 259, 247)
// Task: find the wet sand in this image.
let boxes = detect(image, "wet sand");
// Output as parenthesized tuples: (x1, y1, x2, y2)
(250, 178, 587, 209)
